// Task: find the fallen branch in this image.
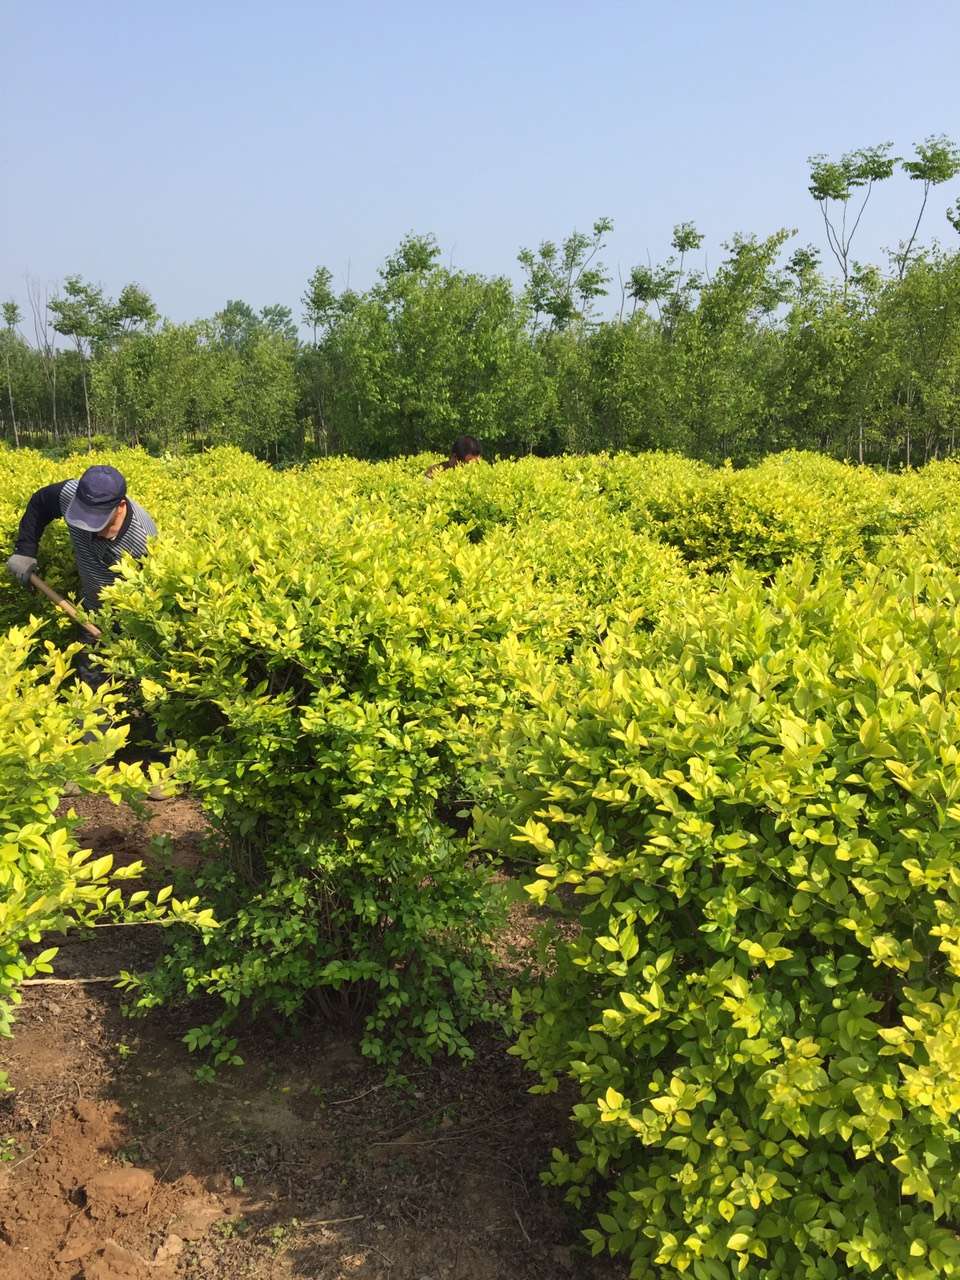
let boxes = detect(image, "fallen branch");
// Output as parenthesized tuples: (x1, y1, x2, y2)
(514, 1206, 533, 1246)
(7, 1135, 54, 1171)
(21, 975, 122, 986)
(362, 1242, 395, 1266)
(295, 1214, 365, 1228)
(328, 1068, 430, 1107)
(328, 1083, 389, 1107)
(366, 1134, 470, 1149)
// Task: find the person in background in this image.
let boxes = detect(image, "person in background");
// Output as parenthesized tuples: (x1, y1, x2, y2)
(6, 464, 156, 622)
(424, 434, 482, 478)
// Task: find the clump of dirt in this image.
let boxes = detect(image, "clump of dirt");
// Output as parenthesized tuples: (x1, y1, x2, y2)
(0, 1097, 226, 1280)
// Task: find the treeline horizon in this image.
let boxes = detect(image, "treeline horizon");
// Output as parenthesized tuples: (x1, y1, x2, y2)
(2, 136, 960, 467)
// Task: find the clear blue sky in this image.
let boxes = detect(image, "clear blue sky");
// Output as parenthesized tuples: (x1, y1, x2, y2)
(2, 0, 958, 327)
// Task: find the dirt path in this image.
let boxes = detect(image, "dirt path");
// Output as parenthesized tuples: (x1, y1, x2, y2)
(0, 796, 623, 1280)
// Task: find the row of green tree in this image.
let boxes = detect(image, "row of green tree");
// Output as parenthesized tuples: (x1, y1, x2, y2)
(3, 136, 960, 464)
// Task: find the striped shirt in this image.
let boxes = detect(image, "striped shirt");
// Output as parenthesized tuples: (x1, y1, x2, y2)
(15, 479, 157, 611)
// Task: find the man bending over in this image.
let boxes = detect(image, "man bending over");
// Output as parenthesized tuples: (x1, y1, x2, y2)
(7, 464, 156, 617)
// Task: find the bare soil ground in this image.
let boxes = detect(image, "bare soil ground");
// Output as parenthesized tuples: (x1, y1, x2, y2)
(0, 795, 623, 1280)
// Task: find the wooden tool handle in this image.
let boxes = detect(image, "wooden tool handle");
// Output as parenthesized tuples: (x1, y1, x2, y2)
(29, 573, 103, 640)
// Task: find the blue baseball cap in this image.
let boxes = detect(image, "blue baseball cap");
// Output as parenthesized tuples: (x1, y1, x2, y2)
(65, 465, 127, 533)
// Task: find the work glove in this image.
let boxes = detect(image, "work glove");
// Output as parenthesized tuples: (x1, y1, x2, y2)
(6, 554, 38, 586)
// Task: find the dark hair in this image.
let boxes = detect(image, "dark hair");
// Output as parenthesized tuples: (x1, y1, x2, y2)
(451, 435, 481, 461)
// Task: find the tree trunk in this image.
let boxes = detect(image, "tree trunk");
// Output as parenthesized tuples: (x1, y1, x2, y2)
(81, 367, 91, 444)
(4, 349, 18, 448)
